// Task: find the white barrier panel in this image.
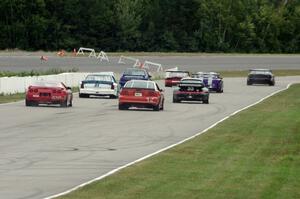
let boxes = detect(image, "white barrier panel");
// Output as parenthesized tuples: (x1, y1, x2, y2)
(0, 73, 89, 94)
(143, 61, 163, 72)
(76, 47, 96, 58)
(118, 55, 141, 68)
(97, 51, 109, 62)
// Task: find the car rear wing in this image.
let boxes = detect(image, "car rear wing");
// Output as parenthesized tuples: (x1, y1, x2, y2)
(178, 82, 204, 87)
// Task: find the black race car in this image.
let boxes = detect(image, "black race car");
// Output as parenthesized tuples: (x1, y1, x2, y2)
(247, 69, 275, 86)
(173, 78, 209, 104)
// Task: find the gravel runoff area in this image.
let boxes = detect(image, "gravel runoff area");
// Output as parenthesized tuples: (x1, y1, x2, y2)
(0, 54, 300, 73)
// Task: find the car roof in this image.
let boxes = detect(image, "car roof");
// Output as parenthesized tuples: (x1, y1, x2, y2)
(127, 79, 154, 83)
(124, 80, 156, 89)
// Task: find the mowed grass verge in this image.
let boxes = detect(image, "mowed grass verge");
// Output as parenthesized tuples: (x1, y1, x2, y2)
(58, 84, 300, 199)
(0, 93, 25, 104)
(0, 87, 79, 104)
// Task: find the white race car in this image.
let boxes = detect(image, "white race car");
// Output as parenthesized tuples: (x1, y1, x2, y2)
(79, 72, 118, 98)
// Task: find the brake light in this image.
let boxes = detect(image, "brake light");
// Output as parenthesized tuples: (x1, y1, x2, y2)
(111, 84, 115, 89)
(120, 89, 129, 96)
(29, 89, 33, 93)
(146, 91, 158, 97)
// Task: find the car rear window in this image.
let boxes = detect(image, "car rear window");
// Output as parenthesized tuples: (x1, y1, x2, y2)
(124, 69, 146, 76)
(166, 71, 189, 78)
(124, 81, 155, 89)
(86, 75, 112, 81)
(179, 86, 203, 92)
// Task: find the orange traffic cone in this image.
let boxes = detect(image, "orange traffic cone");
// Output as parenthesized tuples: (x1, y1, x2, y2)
(73, 48, 77, 56)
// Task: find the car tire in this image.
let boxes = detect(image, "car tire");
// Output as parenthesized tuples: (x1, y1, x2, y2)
(247, 81, 252, 85)
(110, 95, 117, 99)
(153, 104, 160, 111)
(61, 99, 68, 107)
(25, 99, 31, 106)
(160, 100, 164, 110)
(203, 99, 209, 104)
(79, 93, 89, 98)
(217, 88, 223, 93)
(173, 98, 180, 103)
(69, 100, 73, 107)
(118, 104, 126, 110)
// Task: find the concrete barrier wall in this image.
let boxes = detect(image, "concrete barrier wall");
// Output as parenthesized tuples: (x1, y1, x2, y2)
(0, 73, 89, 94)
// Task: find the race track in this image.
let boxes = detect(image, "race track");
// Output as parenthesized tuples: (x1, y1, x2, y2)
(1, 76, 300, 199)
(0, 54, 300, 72)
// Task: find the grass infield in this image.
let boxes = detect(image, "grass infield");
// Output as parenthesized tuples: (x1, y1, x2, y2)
(0, 87, 79, 104)
(57, 84, 300, 199)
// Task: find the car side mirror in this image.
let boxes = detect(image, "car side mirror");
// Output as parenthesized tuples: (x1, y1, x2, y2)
(149, 75, 152, 79)
(66, 87, 71, 90)
(159, 89, 164, 92)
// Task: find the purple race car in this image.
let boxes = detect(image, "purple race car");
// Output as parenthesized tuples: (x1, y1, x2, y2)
(192, 72, 224, 93)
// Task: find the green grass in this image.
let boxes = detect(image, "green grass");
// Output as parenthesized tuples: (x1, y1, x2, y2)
(0, 93, 25, 104)
(0, 68, 79, 77)
(58, 84, 300, 199)
(0, 87, 79, 104)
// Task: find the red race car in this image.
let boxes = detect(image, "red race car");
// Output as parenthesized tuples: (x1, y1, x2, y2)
(165, 69, 190, 87)
(25, 81, 73, 107)
(118, 80, 164, 111)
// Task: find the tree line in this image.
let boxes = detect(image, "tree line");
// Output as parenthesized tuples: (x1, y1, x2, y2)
(0, 0, 299, 53)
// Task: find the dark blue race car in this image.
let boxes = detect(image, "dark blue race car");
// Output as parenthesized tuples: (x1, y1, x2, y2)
(192, 72, 224, 93)
(119, 68, 152, 88)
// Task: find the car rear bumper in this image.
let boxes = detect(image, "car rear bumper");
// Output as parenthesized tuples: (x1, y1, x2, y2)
(26, 96, 66, 104)
(174, 94, 208, 101)
(248, 79, 273, 84)
(119, 97, 159, 106)
(80, 89, 117, 96)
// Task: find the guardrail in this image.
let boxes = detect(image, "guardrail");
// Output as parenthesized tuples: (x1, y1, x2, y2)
(0, 73, 89, 94)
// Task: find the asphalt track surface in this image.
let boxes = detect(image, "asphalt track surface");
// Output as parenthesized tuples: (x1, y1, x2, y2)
(0, 55, 300, 72)
(1, 76, 300, 199)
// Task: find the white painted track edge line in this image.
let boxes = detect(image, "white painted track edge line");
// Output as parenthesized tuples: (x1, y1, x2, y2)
(45, 83, 293, 199)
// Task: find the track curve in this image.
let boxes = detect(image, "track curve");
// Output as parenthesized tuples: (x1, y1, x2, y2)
(0, 77, 300, 199)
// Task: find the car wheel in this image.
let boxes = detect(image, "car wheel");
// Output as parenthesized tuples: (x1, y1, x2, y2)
(69, 100, 73, 107)
(269, 82, 275, 86)
(61, 99, 68, 107)
(118, 104, 126, 110)
(79, 93, 89, 98)
(153, 104, 160, 111)
(110, 95, 117, 99)
(173, 98, 180, 103)
(25, 99, 31, 106)
(247, 81, 252, 85)
(160, 100, 164, 110)
(203, 99, 209, 104)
